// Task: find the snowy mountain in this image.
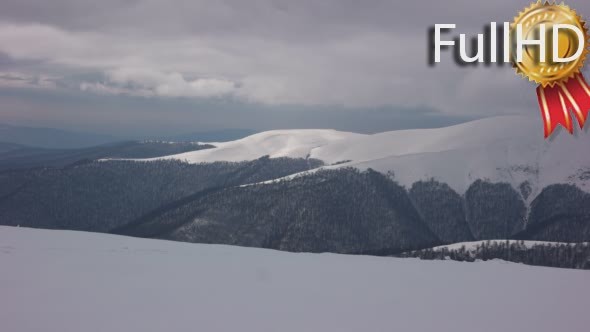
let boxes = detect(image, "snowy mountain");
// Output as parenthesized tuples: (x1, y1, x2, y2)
(2, 117, 589, 264)
(1, 226, 589, 332)
(143, 116, 590, 201)
(148, 128, 363, 162)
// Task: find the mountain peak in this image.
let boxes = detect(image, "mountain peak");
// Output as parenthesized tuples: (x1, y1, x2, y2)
(138, 116, 590, 196)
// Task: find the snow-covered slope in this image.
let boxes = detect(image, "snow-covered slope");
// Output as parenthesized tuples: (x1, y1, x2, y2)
(140, 116, 590, 198)
(1, 226, 589, 332)
(149, 129, 364, 162)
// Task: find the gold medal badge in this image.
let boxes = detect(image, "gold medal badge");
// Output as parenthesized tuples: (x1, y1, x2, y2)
(511, 1, 590, 137)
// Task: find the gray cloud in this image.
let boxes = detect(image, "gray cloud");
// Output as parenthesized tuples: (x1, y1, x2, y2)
(0, 86, 475, 138)
(0, 0, 589, 133)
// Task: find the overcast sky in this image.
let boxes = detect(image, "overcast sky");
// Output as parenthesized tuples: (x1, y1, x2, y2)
(1, 0, 589, 137)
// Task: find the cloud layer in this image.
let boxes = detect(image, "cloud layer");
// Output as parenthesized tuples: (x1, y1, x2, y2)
(1, 0, 589, 133)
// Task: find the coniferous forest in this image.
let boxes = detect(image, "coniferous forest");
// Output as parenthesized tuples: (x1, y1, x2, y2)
(0, 142, 590, 269)
(1, 146, 589, 269)
(396, 241, 590, 269)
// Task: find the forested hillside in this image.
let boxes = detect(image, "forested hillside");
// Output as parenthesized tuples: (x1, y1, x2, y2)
(114, 168, 590, 263)
(398, 240, 590, 269)
(0, 157, 322, 232)
(2, 159, 590, 267)
(0, 141, 215, 170)
(125, 168, 440, 253)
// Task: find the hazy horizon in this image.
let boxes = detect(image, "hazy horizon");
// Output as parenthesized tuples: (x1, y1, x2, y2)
(3, 0, 589, 137)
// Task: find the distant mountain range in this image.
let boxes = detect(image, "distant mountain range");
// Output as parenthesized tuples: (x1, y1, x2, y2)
(1, 116, 589, 269)
(0, 142, 23, 154)
(0, 124, 118, 149)
(0, 123, 257, 149)
(0, 141, 214, 171)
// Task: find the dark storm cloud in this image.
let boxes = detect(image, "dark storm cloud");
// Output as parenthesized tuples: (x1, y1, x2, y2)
(0, 0, 589, 133)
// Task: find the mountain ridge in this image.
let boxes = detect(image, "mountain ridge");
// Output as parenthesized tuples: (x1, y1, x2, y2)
(134, 116, 590, 198)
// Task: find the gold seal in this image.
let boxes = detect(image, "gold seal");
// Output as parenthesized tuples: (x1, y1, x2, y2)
(511, 1, 589, 87)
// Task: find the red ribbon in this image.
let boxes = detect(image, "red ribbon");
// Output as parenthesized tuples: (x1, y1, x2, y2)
(536, 73, 590, 138)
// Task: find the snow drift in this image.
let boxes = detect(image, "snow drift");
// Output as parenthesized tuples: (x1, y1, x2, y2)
(1, 226, 589, 332)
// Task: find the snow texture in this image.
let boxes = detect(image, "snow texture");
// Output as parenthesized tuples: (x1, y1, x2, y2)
(139, 116, 590, 200)
(1, 226, 589, 332)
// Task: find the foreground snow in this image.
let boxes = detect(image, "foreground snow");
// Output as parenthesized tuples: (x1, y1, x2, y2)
(135, 116, 590, 200)
(1, 227, 589, 332)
